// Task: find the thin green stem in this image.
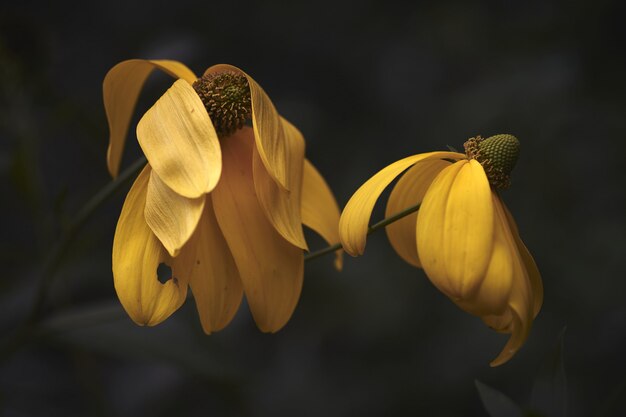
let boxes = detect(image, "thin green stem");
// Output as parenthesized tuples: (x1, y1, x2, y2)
(369, 202, 421, 231)
(2, 157, 148, 360)
(303, 243, 342, 263)
(30, 156, 147, 323)
(304, 202, 421, 263)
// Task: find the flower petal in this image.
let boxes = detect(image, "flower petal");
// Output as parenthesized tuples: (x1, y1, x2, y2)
(489, 310, 526, 367)
(103, 59, 196, 178)
(204, 64, 292, 191)
(302, 158, 344, 270)
(385, 159, 450, 268)
(112, 165, 190, 326)
(339, 151, 464, 257)
(487, 197, 535, 366)
(144, 169, 205, 257)
(416, 159, 494, 300)
(186, 198, 244, 334)
(137, 79, 221, 199)
(454, 193, 514, 317)
(212, 129, 304, 333)
(502, 204, 543, 318)
(252, 119, 307, 249)
(482, 309, 514, 333)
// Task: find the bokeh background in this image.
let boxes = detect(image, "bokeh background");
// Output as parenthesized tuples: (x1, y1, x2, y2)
(1, 0, 625, 416)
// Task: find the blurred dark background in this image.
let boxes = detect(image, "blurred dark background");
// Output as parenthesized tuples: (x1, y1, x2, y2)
(1, 0, 625, 416)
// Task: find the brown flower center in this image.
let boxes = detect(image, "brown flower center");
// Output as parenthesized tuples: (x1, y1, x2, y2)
(192, 71, 252, 138)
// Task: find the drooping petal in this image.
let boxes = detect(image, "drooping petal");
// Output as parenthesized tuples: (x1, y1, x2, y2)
(185, 198, 244, 334)
(463, 237, 513, 316)
(144, 170, 205, 257)
(482, 309, 514, 333)
(301, 158, 343, 270)
(136, 79, 221, 199)
(517, 239, 543, 318)
(112, 165, 190, 326)
(252, 119, 307, 249)
(103, 59, 197, 178)
(502, 203, 543, 318)
(487, 197, 535, 366)
(454, 193, 514, 317)
(416, 159, 494, 300)
(204, 64, 292, 191)
(212, 129, 304, 333)
(339, 151, 464, 257)
(416, 161, 465, 293)
(489, 310, 526, 367)
(385, 159, 450, 268)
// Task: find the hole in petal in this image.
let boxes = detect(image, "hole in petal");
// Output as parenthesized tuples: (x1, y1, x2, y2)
(157, 262, 175, 284)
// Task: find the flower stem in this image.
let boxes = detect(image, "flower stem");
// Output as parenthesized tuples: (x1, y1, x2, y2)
(304, 202, 421, 263)
(1, 156, 148, 360)
(29, 156, 148, 322)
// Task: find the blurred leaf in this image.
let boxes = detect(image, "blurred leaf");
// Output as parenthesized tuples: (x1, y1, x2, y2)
(476, 379, 524, 417)
(38, 301, 242, 384)
(38, 301, 126, 332)
(530, 326, 567, 417)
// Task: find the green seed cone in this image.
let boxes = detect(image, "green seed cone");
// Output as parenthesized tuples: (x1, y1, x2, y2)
(463, 134, 521, 189)
(479, 134, 520, 177)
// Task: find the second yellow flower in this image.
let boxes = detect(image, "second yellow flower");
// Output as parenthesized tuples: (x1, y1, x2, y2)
(104, 59, 342, 334)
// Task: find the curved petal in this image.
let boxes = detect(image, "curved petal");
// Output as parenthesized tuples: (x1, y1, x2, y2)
(502, 203, 543, 318)
(482, 309, 514, 333)
(252, 119, 307, 249)
(385, 159, 450, 268)
(145, 170, 205, 257)
(185, 198, 244, 334)
(517, 239, 543, 318)
(416, 159, 494, 300)
(489, 310, 526, 367)
(137, 79, 221, 198)
(204, 64, 292, 191)
(487, 197, 535, 366)
(339, 151, 464, 257)
(112, 165, 190, 326)
(302, 159, 343, 270)
(466, 235, 513, 316)
(104, 59, 197, 178)
(212, 129, 304, 333)
(454, 193, 514, 317)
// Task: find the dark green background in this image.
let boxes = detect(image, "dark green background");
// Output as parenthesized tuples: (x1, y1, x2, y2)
(1, 1, 625, 416)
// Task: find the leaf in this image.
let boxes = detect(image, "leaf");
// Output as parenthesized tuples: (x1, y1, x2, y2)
(475, 380, 524, 417)
(38, 301, 241, 383)
(530, 326, 568, 417)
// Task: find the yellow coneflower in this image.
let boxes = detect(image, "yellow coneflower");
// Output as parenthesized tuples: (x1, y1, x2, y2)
(339, 135, 542, 366)
(104, 59, 342, 333)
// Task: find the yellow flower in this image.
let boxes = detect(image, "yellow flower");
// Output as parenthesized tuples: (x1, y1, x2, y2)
(104, 59, 342, 333)
(339, 135, 542, 366)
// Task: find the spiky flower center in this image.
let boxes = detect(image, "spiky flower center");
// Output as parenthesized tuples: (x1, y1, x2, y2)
(464, 134, 520, 189)
(192, 71, 252, 138)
